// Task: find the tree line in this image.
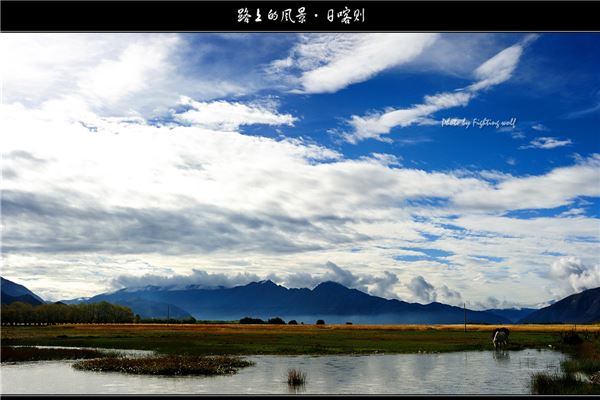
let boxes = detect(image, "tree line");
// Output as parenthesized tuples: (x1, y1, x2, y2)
(1, 301, 134, 325)
(239, 317, 327, 325)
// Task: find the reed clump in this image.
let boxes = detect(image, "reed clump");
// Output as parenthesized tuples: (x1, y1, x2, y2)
(287, 368, 307, 385)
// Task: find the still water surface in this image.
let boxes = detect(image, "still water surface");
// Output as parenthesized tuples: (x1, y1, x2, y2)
(1, 348, 565, 394)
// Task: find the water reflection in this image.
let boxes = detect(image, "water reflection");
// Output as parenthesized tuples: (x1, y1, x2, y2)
(492, 350, 510, 363)
(287, 383, 307, 394)
(1, 349, 566, 395)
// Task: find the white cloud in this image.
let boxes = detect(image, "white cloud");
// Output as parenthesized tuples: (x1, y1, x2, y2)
(269, 33, 439, 94)
(77, 36, 177, 105)
(559, 208, 585, 217)
(550, 257, 600, 296)
(452, 154, 600, 211)
(565, 102, 600, 119)
(2, 33, 598, 309)
(532, 123, 549, 131)
(3, 101, 598, 304)
(174, 97, 297, 130)
(467, 43, 524, 91)
(521, 137, 573, 150)
(112, 269, 263, 290)
(1, 34, 250, 118)
(346, 92, 472, 143)
(343, 37, 534, 143)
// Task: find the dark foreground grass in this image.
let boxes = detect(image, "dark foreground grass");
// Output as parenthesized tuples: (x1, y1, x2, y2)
(531, 372, 600, 395)
(562, 358, 600, 374)
(72, 354, 253, 376)
(0, 346, 113, 362)
(531, 333, 600, 394)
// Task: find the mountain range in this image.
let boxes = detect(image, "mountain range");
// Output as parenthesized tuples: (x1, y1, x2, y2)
(2, 276, 598, 324)
(76, 280, 515, 324)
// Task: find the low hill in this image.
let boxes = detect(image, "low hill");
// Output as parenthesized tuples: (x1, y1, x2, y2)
(1, 277, 45, 305)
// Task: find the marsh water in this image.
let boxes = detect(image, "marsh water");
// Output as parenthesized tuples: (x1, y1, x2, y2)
(1, 348, 565, 394)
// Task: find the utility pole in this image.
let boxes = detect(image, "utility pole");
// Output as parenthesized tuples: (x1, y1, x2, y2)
(464, 303, 467, 333)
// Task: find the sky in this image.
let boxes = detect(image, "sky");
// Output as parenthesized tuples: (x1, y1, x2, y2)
(1, 33, 599, 309)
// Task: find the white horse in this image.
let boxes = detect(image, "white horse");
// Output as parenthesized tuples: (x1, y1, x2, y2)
(492, 328, 510, 349)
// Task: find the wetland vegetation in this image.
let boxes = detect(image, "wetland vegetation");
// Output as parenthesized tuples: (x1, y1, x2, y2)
(72, 354, 253, 376)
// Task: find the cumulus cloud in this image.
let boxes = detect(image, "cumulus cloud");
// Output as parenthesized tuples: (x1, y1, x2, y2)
(112, 269, 262, 290)
(438, 284, 463, 303)
(343, 36, 535, 143)
(407, 275, 437, 303)
(174, 96, 297, 130)
(283, 262, 400, 298)
(550, 257, 600, 295)
(268, 33, 439, 94)
(521, 137, 573, 150)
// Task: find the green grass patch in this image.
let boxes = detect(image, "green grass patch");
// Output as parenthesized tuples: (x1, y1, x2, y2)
(0, 346, 115, 362)
(72, 354, 253, 376)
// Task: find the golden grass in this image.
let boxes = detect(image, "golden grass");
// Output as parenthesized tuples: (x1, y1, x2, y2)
(25, 322, 600, 334)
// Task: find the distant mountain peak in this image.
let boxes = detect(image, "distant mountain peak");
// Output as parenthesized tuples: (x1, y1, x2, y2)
(313, 281, 348, 291)
(255, 279, 278, 287)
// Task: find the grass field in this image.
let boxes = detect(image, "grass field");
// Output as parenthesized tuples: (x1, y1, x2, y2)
(3, 323, 599, 393)
(2, 323, 598, 356)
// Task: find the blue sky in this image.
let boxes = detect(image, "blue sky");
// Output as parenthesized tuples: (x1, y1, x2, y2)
(1, 33, 599, 308)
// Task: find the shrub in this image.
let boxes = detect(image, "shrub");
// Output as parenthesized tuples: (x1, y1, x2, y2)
(316, 319, 325, 325)
(288, 320, 298, 325)
(287, 368, 306, 385)
(346, 321, 353, 325)
(267, 317, 286, 325)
